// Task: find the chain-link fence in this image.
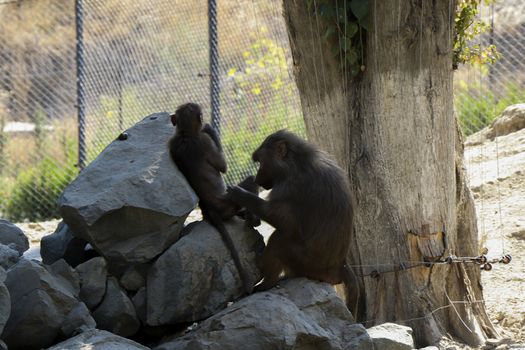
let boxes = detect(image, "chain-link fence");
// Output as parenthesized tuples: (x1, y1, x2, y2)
(0, 0, 303, 221)
(454, 1, 525, 136)
(1, 1, 523, 222)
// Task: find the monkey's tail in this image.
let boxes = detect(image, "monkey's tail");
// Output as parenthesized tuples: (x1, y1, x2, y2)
(341, 264, 366, 322)
(207, 211, 253, 294)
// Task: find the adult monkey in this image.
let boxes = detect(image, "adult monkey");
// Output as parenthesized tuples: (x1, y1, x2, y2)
(226, 130, 364, 318)
(168, 103, 259, 294)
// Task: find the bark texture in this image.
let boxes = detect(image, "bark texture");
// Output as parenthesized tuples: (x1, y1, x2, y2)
(283, 0, 497, 346)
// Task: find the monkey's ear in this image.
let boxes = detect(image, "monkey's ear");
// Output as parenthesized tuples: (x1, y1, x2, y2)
(275, 140, 287, 159)
(170, 114, 177, 126)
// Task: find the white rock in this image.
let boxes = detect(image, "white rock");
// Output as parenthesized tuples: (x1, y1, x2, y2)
(46, 329, 150, 350)
(347, 322, 414, 350)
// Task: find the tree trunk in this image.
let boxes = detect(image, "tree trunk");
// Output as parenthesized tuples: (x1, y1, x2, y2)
(283, 0, 498, 347)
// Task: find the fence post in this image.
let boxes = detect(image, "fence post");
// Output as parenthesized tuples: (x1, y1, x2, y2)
(75, 0, 87, 171)
(208, 0, 221, 134)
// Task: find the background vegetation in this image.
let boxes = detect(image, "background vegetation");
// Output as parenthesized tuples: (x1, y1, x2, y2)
(0, 0, 523, 221)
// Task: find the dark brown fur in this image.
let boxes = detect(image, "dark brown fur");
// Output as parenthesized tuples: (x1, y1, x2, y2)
(226, 130, 364, 318)
(168, 103, 258, 294)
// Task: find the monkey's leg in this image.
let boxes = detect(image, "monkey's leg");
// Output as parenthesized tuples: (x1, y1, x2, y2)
(205, 209, 253, 294)
(254, 231, 286, 292)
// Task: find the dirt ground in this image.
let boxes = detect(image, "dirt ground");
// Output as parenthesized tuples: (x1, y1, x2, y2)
(17, 125, 525, 349)
(463, 125, 525, 348)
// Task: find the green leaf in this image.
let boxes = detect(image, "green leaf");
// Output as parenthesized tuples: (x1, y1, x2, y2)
(359, 13, 370, 31)
(350, 0, 369, 22)
(345, 21, 359, 38)
(345, 48, 358, 64)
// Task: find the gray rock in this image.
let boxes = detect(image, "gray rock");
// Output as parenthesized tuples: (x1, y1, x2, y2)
(349, 322, 414, 350)
(132, 287, 147, 324)
(60, 302, 96, 338)
(40, 221, 90, 267)
(120, 263, 150, 292)
(47, 329, 150, 350)
(0, 278, 10, 336)
(59, 113, 198, 267)
(155, 278, 366, 350)
(92, 277, 140, 337)
(147, 218, 264, 326)
(76, 256, 108, 309)
(0, 243, 20, 269)
(2, 259, 79, 350)
(46, 259, 80, 298)
(0, 219, 29, 255)
(487, 103, 525, 139)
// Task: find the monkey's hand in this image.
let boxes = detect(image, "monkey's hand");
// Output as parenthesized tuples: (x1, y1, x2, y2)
(225, 185, 251, 205)
(202, 123, 222, 151)
(202, 123, 214, 134)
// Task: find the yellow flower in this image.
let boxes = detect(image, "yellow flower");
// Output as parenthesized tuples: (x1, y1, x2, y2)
(243, 51, 251, 58)
(227, 68, 237, 77)
(271, 78, 283, 90)
(252, 86, 261, 95)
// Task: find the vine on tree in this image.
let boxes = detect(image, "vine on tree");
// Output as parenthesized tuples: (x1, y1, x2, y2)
(308, 0, 499, 74)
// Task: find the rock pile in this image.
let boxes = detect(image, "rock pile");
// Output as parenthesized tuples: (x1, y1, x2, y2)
(0, 113, 417, 349)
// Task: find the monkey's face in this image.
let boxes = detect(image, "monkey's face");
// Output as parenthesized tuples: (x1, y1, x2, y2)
(252, 139, 287, 190)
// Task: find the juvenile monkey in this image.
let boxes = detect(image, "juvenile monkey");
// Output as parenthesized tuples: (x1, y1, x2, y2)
(226, 130, 364, 318)
(168, 103, 258, 294)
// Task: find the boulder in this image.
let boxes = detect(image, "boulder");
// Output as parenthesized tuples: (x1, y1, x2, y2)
(154, 278, 366, 350)
(46, 259, 80, 298)
(59, 113, 198, 267)
(76, 256, 108, 309)
(47, 329, 150, 350)
(2, 259, 79, 350)
(347, 323, 415, 350)
(0, 267, 10, 336)
(60, 302, 96, 338)
(92, 277, 140, 337)
(0, 220, 29, 255)
(120, 263, 150, 292)
(132, 287, 147, 324)
(0, 243, 20, 269)
(147, 218, 264, 326)
(486, 103, 525, 139)
(40, 221, 91, 267)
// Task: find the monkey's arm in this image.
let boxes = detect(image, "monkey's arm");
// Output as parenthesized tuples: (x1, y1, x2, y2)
(202, 123, 222, 151)
(202, 133, 227, 173)
(226, 185, 290, 229)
